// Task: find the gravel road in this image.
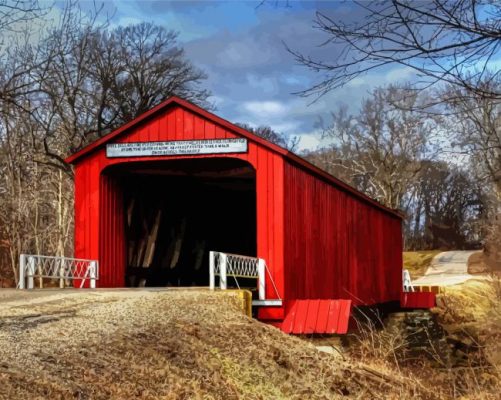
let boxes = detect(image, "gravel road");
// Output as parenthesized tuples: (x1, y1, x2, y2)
(0, 288, 436, 399)
(0, 289, 372, 399)
(413, 251, 482, 286)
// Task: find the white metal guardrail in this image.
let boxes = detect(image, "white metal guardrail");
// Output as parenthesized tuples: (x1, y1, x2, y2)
(209, 251, 282, 306)
(19, 254, 98, 289)
(403, 269, 414, 292)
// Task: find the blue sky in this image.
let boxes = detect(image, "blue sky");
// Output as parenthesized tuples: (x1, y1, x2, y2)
(73, 0, 419, 150)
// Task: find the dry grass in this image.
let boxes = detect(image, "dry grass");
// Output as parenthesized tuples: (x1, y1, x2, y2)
(0, 284, 499, 399)
(467, 251, 488, 274)
(467, 251, 501, 276)
(403, 250, 442, 279)
(436, 279, 501, 365)
(343, 279, 501, 399)
(0, 289, 433, 400)
(434, 280, 501, 398)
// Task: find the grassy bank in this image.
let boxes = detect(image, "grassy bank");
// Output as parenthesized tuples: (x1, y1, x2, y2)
(0, 283, 498, 399)
(403, 250, 441, 279)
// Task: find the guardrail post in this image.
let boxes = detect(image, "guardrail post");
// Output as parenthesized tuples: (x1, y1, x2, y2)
(89, 261, 97, 289)
(258, 258, 266, 300)
(209, 251, 215, 290)
(402, 269, 414, 292)
(59, 257, 65, 289)
(27, 256, 35, 289)
(19, 254, 26, 289)
(219, 253, 227, 290)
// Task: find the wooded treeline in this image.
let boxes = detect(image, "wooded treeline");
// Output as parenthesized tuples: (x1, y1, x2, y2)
(0, 2, 210, 284)
(292, 0, 500, 263)
(303, 82, 498, 254)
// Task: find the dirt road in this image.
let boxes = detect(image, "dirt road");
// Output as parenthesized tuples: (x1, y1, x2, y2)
(413, 250, 482, 286)
(0, 288, 428, 399)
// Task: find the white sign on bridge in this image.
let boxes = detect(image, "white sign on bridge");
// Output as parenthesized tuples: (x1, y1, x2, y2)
(106, 138, 248, 158)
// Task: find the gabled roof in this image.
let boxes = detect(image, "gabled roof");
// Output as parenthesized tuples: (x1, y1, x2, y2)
(65, 96, 402, 219)
(65, 96, 289, 164)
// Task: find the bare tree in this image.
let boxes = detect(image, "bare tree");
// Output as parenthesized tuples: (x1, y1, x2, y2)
(302, 145, 353, 184)
(443, 78, 501, 197)
(0, 0, 43, 33)
(289, 0, 501, 100)
(315, 85, 436, 209)
(23, 10, 210, 173)
(106, 23, 210, 123)
(0, 104, 71, 283)
(405, 160, 483, 250)
(0, 0, 50, 111)
(236, 123, 299, 152)
(442, 76, 501, 261)
(0, 3, 211, 284)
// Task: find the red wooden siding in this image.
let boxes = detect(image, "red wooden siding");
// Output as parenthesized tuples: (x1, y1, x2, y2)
(99, 172, 125, 287)
(72, 104, 285, 316)
(283, 160, 402, 306)
(70, 96, 406, 323)
(400, 292, 436, 308)
(281, 299, 352, 334)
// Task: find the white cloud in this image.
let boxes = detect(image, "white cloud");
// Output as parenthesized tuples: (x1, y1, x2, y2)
(298, 134, 321, 151)
(295, 131, 334, 152)
(241, 101, 287, 117)
(246, 74, 279, 94)
(385, 66, 415, 81)
(269, 122, 301, 133)
(114, 16, 143, 27)
(347, 77, 367, 87)
(216, 38, 277, 68)
(281, 74, 302, 86)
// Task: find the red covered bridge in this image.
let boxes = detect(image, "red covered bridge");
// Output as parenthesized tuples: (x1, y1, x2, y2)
(66, 96, 421, 333)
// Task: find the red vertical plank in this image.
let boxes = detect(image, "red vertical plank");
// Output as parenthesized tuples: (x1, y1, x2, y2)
(273, 154, 284, 300)
(281, 300, 298, 333)
(136, 126, 147, 142)
(100, 174, 106, 287)
(175, 108, 183, 140)
(150, 116, 160, 142)
(105, 173, 111, 287)
(215, 126, 227, 139)
(304, 173, 312, 298)
(184, 109, 194, 137)
(193, 115, 205, 140)
(204, 120, 216, 139)
(266, 151, 274, 300)
(83, 163, 90, 261)
(114, 176, 125, 287)
(108, 174, 114, 287)
(111, 175, 117, 287)
(315, 300, 330, 333)
(325, 300, 341, 334)
(74, 164, 85, 258)
(246, 142, 258, 170)
(297, 168, 306, 298)
(159, 112, 168, 140)
(292, 300, 309, 334)
(304, 299, 320, 334)
(256, 149, 268, 262)
(89, 157, 100, 263)
(337, 300, 352, 334)
(166, 108, 176, 140)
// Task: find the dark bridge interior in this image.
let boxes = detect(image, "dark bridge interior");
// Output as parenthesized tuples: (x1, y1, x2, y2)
(111, 158, 256, 287)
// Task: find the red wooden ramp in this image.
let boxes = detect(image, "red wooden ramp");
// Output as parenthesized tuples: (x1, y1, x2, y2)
(281, 299, 352, 334)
